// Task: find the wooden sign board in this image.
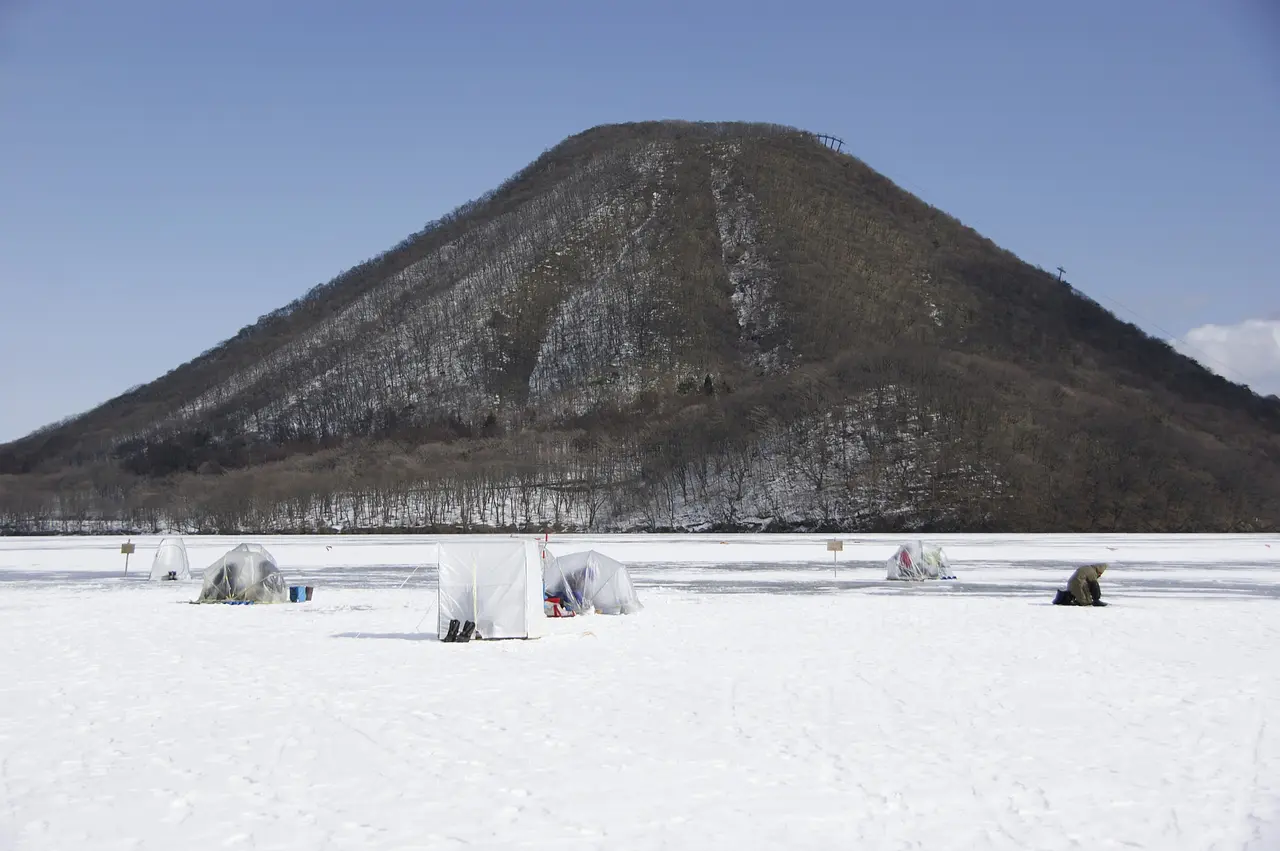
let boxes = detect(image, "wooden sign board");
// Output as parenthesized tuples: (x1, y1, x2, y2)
(120, 542, 136, 555)
(826, 540, 843, 552)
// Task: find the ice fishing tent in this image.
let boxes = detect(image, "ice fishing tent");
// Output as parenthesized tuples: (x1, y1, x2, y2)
(437, 539, 545, 639)
(148, 537, 191, 581)
(197, 543, 289, 603)
(543, 549, 642, 615)
(886, 541, 954, 580)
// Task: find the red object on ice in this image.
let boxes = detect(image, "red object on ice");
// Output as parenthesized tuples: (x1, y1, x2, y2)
(545, 596, 573, 618)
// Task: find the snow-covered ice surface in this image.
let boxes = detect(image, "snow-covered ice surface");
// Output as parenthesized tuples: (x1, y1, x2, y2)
(1, 533, 1278, 850)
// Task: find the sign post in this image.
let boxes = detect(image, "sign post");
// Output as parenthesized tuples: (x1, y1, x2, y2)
(826, 539, 843, 578)
(121, 539, 135, 575)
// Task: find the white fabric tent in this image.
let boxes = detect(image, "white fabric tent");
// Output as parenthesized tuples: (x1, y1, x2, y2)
(148, 537, 191, 581)
(542, 548, 642, 615)
(437, 539, 544, 639)
(198, 543, 289, 603)
(886, 541, 954, 580)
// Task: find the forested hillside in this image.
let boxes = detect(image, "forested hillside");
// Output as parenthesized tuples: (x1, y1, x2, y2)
(3, 121, 1278, 534)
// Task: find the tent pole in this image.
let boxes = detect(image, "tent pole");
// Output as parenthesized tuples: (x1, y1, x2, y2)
(413, 598, 437, 633)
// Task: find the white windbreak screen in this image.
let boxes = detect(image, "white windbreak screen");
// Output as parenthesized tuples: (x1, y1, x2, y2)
(198, 543, 289, 603)
(543, 549, 643, 615)
(437, 539, 543, 639)
(149, 537, 191, 580)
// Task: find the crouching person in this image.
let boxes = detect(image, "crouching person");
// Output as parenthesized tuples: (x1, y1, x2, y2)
(1052, 563, 1107, 606)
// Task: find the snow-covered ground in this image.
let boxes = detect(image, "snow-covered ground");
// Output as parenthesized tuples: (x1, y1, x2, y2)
(1, 533, 1277, 850)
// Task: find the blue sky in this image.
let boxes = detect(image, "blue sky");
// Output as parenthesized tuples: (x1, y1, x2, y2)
(1, 0, 1278, 442)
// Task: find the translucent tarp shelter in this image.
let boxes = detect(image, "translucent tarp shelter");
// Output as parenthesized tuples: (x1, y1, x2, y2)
(886, 541, 954, 580)
(197, 543, 289, 603)
(437, 539, 544, 640)
(542, 548, 642, 615)
(148, 537, 191, 581)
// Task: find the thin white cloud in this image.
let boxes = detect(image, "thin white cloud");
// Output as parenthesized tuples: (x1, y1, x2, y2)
(1176, 319, 1280, 397)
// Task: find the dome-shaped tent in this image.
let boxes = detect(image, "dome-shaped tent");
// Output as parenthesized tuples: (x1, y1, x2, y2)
(148, 537, 191, 581)
(542, 549, 642, 615)
(197, 543, 288, 603)
(886, 541, 954, 580)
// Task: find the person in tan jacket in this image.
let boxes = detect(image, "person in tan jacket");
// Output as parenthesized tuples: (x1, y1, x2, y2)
(1053, 563, 1107, 606)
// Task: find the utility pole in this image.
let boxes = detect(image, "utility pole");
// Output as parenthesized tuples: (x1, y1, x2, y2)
(1056, 266, 1066, 282)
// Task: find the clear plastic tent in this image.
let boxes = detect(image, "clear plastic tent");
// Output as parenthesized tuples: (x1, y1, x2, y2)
(197, 543, 289, 603)
(148, 537, 191, 581)
(886, 541, 954, 580)
(437, 539, 544, 639)
(542, 548, 642, 615)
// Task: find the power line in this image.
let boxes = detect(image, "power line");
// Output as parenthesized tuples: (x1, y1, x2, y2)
(810, 132, 1255, 390)
(1077, 285, 1253, 387)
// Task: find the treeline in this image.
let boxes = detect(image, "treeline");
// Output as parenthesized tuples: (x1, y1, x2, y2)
(3, 346, 1274, 534)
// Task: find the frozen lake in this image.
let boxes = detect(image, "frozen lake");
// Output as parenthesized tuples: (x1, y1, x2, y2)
(1, 533, 1277, 850)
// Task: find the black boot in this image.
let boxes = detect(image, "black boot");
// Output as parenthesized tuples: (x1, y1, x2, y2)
(457, 620, 476, 643)
(443, 619, 461, 642)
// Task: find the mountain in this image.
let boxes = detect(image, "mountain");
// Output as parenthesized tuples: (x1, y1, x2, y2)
(3, 120, 1279, 534)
